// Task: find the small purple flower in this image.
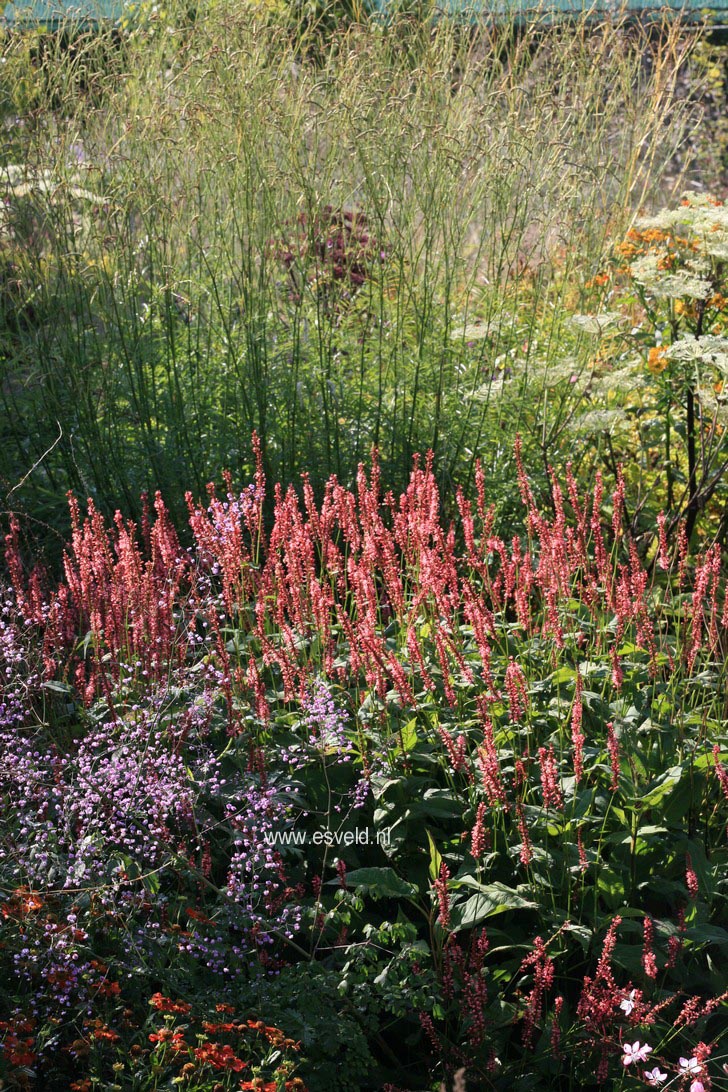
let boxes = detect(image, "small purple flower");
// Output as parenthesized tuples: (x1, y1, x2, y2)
(302, 679, 351, 760)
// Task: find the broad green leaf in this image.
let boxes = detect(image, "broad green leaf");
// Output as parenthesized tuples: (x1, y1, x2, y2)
(636, 766, 682, 808)
(685, 925, 728, 948)
(334, 867, 417, 900)
(411, 789, 463, 820)
(450, 883, 538, 932)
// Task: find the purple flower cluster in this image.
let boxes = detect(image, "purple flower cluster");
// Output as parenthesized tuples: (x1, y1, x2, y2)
(0, 591, 41, 733)
(64, 712, 196, 882)
(2, 629, 305, 1012)
(302, 678, 351, 760)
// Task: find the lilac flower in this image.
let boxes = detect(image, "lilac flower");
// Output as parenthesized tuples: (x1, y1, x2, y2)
(620, 989, 637, 1016)
(622, 1041, 652, 1066)
(644, 1068, 667, 1086)
(680, 1058, 702, 1076)
(302, 679, 351, 761)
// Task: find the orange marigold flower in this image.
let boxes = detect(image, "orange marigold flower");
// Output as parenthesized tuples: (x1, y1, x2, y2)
(216, 1003, 236, 1015)
(70, 1082, 93, 1092)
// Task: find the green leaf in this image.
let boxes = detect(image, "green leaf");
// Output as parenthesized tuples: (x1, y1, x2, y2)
(400, 718, 418, 752)
(427, 831, 442, 883)
(41, 680, 73, 693)
(636, 766, 682, 809)
(332, 867, 418, 900)
(685, 924, 728, 948)
(449, 883, 538, 932)
(411, 789, 463, 820)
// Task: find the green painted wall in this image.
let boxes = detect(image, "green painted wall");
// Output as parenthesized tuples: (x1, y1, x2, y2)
(4, 0, 122, 24)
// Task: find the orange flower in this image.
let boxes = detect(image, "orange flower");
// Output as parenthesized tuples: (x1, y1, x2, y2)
(149, 1028, 188, 1053)
(186, 906, 214, 923)
(657, 252, 678, 271)
(149, 992, 192, 1014)
(1, 888, 44, 917)
(586, 272, 610, 288)
(641, 228, 668, 244)
(92, 1024, 120, 1043)
(245, 1020, 301, 1051)
(216, 1003, 236, 1015)
(202, 1021, 238, 1034)
(615, 240, 639, 259)
(94, 979, 121, 998)
(647, 347, 668, 375)
(194, 1041, 247, 1071)
(67, 1038, 91, 1058)
(4, 1039, 36, 1067)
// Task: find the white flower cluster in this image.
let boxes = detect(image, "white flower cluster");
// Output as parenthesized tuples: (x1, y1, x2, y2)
(629, 253, 713, 300)
(666, 335, 728, 371)
(568, 312, 624, 336)
(635, 192, 728, 262)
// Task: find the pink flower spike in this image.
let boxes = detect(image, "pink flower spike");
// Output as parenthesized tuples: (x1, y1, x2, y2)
(680, 1058, 701, 1076)
(623, 1041, 652, 1065)
(644, 1069, 667, 1087)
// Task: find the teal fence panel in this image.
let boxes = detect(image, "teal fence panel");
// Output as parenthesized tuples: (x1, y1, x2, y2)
(3, 0, 728, 26)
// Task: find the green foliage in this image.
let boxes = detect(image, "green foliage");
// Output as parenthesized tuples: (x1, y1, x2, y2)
(238, 963, 380, 1091)
(569, 192, 728, 552)
(0, 6, 704, 543)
